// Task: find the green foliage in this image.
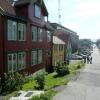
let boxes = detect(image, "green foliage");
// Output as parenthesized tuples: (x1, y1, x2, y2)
(55, 62, 70, 76)
(45, 73, 69, 90)
(68, 60, 85, 73)
(34, 71, 45, 90)
(0, 72, 26, 95)
(30, 90, 56, 100)
(30, 93, 51, 100)
(22, 80, 36, 91)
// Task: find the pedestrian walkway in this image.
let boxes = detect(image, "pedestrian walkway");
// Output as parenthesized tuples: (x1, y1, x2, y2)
(53, 48, 100, 100)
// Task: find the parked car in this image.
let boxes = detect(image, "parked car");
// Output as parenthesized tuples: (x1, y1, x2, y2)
(71, 54, 83, 60)
(78, 53, 87, 59)
(79, 51, 91, 56)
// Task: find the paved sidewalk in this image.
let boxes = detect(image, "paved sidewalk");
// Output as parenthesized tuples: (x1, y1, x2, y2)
(53, 48, 100, 100)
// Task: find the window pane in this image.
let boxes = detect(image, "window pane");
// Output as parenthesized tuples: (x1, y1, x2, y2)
(38, 28, 42, 41)
(8, 54, 12, 73)
(35, 5, 41, 18)
(32, 26, 37, 41)
(8, 53, 17, 73)
(31, 50, 37, 66)
(7, 20, 17, 40)
(12, 54, 17, 72)
(18, 23, 26, 41)
(12, 22, 17, 40)
(38, 50, 42, 64)
(18, 52, 26, 70)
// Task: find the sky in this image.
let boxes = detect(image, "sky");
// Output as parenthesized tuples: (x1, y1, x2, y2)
(44, 0, 100, 40)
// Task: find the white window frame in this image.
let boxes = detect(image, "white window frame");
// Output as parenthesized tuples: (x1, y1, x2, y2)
(32, 26, 38, 41)
(7, 20, 17, 41)
(34, 4, 41, 18)
(38, 50, 43, 64)
(8, 53, 17, 73)
(18, 52, 26, 70)
(18, 23, 26, 41)
(31, 50, 37, 66)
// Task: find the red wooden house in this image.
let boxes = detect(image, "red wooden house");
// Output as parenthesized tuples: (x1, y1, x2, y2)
(0, 0, 53, 75)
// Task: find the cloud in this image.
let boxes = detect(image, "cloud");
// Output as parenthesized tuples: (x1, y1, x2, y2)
(75, 1, 100, 20)
(44, 0, 100, 39)
(64, 22, 80, 32)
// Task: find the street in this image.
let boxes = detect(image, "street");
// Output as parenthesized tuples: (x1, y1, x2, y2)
(53, 48, 100, 100)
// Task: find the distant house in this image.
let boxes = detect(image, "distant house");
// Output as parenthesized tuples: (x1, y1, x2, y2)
(0, 0, 52, 75)
(51, 23, 72, 61)
(51, 23, 79, 53)
(52, 36, 65, 66)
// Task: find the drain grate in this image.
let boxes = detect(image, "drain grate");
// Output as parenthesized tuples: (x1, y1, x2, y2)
(14, 93, 22, 97)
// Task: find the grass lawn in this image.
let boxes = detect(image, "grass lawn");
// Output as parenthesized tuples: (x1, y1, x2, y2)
(22, 72, 69, 91)
(22, 80, 36, 91)
(45, 72, 69, 90)
(69, 60, 85, 73)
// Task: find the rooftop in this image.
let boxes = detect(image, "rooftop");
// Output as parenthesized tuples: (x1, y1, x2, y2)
(0, 0, 16, 15)
(53, 36, 65, 45)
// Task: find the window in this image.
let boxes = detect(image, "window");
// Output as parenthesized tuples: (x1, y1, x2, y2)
(18, 23, 26, 41)
(7, 20, 17, 40)
(59, 45, 64, 51)
(8, 53, 17, 73)
(35, 4, 41, 18)
(38, 28, 42, 41)
(47, 49, 51, 56)
(31, 50, 37, 66)
(38, 50, 42, 64)
(32, 26, 38, 41)
(8, 52, 26, 73)
(47, 31, 51, 42)
(54, 45, 58, 52)
(18, 52, 26, 70)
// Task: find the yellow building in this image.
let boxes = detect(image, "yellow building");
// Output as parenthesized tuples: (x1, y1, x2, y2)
(52, 36, 65, 66)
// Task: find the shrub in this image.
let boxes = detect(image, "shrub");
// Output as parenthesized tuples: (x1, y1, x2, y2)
(0, 72, 26, 95)
(77, 65, 81, 69)
(34, 71, 45, 90)
(55, 62, 70, 76)
(14, 73, 25, 90)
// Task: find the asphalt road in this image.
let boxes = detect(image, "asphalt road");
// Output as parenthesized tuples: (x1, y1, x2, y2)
(53, 48, 100, 100)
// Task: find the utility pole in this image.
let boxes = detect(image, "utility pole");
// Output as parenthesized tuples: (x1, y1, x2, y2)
(58, 0, 61, 25)
(9, 0, 16, 5)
